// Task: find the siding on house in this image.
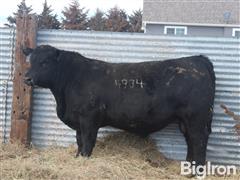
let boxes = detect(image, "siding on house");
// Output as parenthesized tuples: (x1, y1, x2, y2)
(143, 0, 240, 26)
(145, 24, 235, 37)
(143, 0, 240, 36)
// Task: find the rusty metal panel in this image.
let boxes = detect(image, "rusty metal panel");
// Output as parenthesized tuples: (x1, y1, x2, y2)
(0, 28, 15, 142)
(32, 30, 240, 166)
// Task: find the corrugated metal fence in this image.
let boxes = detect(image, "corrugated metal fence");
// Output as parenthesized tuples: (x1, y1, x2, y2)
(0, 28, 15, 142)
(1, 28, 239, 166)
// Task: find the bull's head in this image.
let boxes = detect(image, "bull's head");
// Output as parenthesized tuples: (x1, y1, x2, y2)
(23, 45, 60, 88)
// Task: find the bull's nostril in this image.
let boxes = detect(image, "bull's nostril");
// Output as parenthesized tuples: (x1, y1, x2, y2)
(24, 77, 33, 86)
(24, 77, 31, 81)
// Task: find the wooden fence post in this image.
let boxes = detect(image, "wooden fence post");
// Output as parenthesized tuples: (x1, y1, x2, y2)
(10, 14, 37, 145)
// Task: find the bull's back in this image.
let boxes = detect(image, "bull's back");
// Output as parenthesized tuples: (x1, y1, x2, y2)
(105, 55, 215, 100)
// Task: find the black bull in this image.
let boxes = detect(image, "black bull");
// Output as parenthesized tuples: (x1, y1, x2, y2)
(23, 45, 215, 167)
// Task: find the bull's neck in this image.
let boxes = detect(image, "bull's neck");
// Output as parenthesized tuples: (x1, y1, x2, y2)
(49, 58, 76, 119)
(51, 59, 73, 95)
(50, 56, 90, 98)
(50, 64, 67, 118)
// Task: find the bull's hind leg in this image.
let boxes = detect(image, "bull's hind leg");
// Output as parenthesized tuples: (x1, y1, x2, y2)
(189, 127, 209, 166)
(75, 130, 82, 157)
(180, 110, 212, 167)
(186, 111, 212, 168)
(179, 122, 193, 162)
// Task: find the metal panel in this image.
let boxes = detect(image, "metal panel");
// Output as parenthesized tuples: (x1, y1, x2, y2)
(0, 28, 15, 142)
(32, 29, 240, 166)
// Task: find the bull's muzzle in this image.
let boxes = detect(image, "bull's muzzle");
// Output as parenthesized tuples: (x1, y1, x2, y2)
(24, 77, 34, 86)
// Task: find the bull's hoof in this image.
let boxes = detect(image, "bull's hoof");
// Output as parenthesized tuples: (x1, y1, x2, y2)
(81, 151, 91, 157)
(75, 152, 80, 158)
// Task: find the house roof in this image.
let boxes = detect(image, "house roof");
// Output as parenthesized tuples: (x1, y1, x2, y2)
(143, 0, 240, 26)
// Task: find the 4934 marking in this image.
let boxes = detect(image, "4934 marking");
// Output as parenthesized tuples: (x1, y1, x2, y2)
(114, 79, 145, 89)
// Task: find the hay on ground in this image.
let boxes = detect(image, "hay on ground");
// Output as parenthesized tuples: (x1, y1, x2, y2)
(1, 132, 239, 180)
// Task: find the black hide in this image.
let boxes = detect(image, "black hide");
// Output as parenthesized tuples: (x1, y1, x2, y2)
(24, 45, 215, 166)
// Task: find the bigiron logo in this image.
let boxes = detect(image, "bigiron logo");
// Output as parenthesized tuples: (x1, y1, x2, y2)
(180, 161, 237, 179)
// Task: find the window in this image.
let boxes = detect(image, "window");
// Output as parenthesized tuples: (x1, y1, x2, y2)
(166, 28, 175, 35)
(164, 26, 187, 36)
(232, 28, 240, 38)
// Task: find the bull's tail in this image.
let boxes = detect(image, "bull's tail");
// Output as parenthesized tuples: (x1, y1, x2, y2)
(199, 55, 216, 134)
(199, 55, 216, 85)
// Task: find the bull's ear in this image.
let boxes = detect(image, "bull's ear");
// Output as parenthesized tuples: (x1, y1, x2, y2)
(22, 47, 33, 56)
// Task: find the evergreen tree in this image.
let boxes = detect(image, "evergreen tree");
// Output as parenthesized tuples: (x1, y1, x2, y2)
(105, 6, 129, 32)
(5, 0, 33, 27)
(38, 0, 60, 29)
(88, 9, 106, 31)
(61, 0, 88, 30)
(129, 9, 143, 32)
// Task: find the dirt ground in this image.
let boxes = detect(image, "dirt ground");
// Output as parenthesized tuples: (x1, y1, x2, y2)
(0, 133, 239, 180)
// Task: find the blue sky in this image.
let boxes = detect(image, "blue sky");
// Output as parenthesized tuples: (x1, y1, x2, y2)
(0, 0, 143, 26)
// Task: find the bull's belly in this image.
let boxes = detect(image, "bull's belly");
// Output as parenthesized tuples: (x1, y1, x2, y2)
(105, 116, 173, 136)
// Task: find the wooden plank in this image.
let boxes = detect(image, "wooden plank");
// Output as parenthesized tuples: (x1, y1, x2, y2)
(10, 15, 37, 145)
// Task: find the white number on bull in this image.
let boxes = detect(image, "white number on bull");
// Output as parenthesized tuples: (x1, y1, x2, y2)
(114, 79, 144, 88)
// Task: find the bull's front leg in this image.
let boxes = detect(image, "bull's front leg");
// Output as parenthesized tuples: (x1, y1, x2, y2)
(75, 130, 82, 157)
(80, 118, 99, 157)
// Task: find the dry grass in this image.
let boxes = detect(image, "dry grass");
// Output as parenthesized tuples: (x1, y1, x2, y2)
(1, 132, 239, 180)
